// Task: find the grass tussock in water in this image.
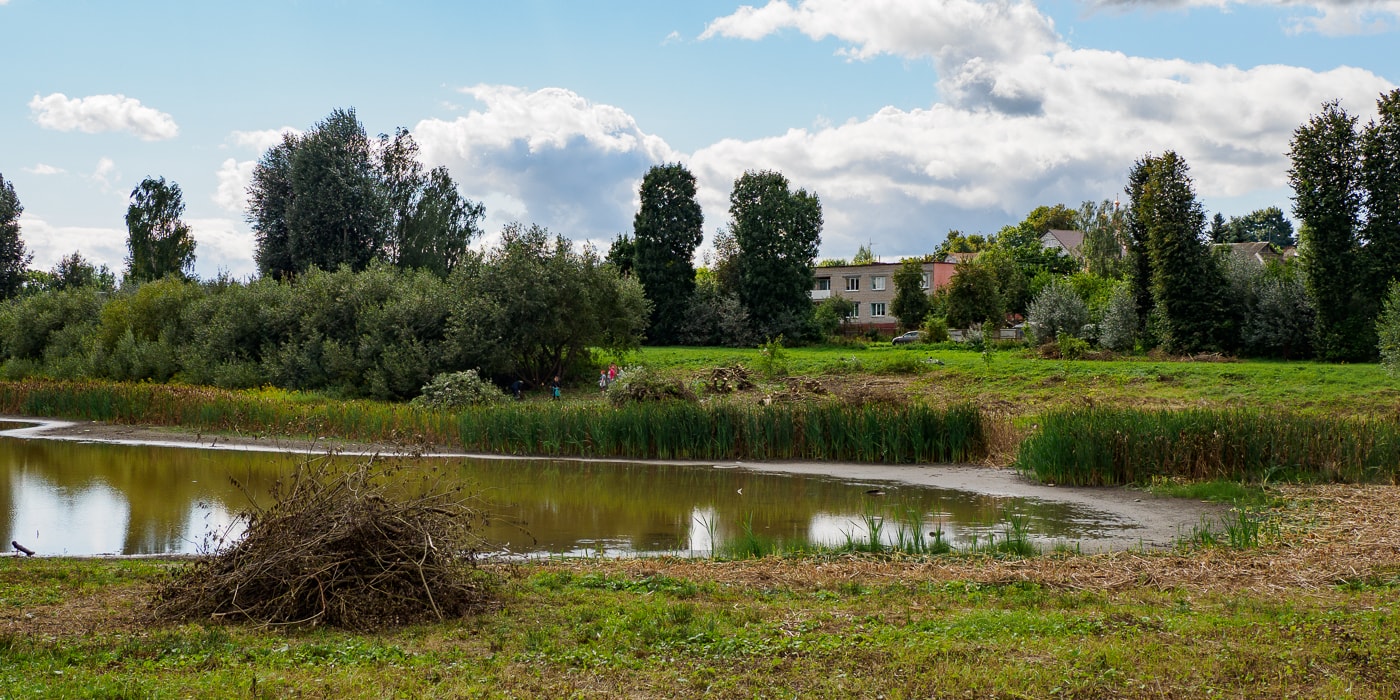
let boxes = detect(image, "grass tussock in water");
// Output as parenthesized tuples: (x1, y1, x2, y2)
(1017, 407, 1400, 486)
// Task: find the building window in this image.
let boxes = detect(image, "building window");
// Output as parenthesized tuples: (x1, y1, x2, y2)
(870, 302, 886, 317)
(920, 273, 930, 289)
(872, 276, 886, 291)
(846, 303, 859, 319)
(816, 277, 831, 291)
(845, 276, 860, 292)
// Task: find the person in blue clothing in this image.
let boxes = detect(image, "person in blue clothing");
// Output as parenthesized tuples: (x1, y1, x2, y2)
(550, 375, 561, 400)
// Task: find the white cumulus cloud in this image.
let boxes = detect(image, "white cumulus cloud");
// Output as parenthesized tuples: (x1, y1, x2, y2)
(29, 93, 179, 141)
(413, 84, 680, 239)
(691, 0, 1396, 257)
(25, 163, 65, 176)
(214, 158, 256, 214)
(91, 157, 119, 189)
(186, 218, 257, 279)
(18, 214, 128, 273)
(227, 126, 302, 153)
(701, 0, 1058, 65)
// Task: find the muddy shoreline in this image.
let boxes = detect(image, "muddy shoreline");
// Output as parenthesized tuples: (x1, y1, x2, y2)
(0, 415, 1225, 551)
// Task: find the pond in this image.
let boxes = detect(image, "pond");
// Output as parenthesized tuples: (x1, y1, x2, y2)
(0, 420, 1149, 557)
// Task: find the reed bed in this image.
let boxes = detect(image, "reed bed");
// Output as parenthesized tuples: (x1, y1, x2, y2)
(0, 380, 986, 464)
(1017, 406, 1400, 486)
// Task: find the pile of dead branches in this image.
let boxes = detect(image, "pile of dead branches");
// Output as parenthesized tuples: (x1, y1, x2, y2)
(707, 364, 755, 394)
(153, 459, 492, 630)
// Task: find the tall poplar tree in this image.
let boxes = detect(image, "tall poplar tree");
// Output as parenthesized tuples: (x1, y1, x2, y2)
(1130, 152, 1225, 354)
(1362, 89, 1400, 307)
(632, 163, 704, 345)
(125, 176, 196, 283)
(728, 170, 822, 341)
(0, 172, 32, 299)
(1289, 100, 1369, 361)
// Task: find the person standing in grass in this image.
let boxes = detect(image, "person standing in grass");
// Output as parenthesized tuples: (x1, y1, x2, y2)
(551, 375, 561, 400)
(599, 370, 608, 393)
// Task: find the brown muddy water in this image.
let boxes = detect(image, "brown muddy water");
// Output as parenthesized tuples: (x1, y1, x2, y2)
(0, 419, 1148, 557)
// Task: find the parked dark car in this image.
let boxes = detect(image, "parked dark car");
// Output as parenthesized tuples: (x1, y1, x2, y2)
(891, 330, 924, 345)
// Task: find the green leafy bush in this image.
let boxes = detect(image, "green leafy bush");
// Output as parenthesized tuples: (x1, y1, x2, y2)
(411, 369, 506, 409)
(921, 315, 950, 343)
(1379, 281, 1400, 376)
(1098, 283, 1137, 352)
(1057, 331, 1090, 360)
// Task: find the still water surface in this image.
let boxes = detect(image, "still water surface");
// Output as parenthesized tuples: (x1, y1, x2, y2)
(0, 424, 1128, 557)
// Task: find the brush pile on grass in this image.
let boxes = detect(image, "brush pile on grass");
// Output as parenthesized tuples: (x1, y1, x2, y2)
(153, 459, 491, 630)
(707, 364, 755, 394)
(605, 365, 696, 406)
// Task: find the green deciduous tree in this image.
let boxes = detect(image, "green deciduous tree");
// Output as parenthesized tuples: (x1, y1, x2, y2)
(1077, 199, 1125, 279)
(728, 170, 822, 341)
(1222, 207, 1295, 247)
(890, 258, 931, 331)
(447, 223, 650, 385)
(125, 176, 196, 284)
(633, 163, 704, 345)
(933, 230, 992, 258)
(380, 129, 484, 278)
(1025, 277, 1088, 344)
(944, 260, 1002, 330)
(852, 243, 876, 265)
(1379, 281, 1400, 375)
(286, 108, 388, 274)
(0, 172, 32, 300)
(1289, 100, 1370, 361)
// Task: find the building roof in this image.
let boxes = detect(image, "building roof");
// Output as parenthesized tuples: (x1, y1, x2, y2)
(1041, 229, 1085, 254)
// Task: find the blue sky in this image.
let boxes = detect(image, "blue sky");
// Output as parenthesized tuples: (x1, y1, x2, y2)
(2, 0, 1396, 279)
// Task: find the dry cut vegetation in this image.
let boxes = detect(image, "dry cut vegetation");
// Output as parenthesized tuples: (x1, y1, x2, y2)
(152, 459, 494, 631)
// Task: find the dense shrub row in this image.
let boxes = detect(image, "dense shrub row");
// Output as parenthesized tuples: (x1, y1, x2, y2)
(0, 232, 645, 400)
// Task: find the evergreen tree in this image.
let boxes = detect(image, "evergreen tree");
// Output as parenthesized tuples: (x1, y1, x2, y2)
(633, 163, 704, 345)
(1132, 152, 1224, 354)
(729, 170, 822, 341)
(890, 258, 930, 331)
(0, 172, 32, 299)
(1225, 207, 1295, 246)
(1361, 89, 1400, 308)
(1123, 157, 1156, 338)
(1208, 213, 1229, 244)
(1289, 100, 1370, 361)
(125, 176, 196, 283)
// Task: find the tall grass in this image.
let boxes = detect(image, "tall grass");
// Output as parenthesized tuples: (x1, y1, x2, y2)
(0, 379, 986, 463)
(1017, 406, 1400, 486)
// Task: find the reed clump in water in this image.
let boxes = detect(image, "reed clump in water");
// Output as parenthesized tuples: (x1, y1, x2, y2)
(1017, 407, 1400, 486)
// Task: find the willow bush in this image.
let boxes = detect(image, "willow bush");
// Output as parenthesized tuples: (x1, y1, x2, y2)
(1017, 406, 1400, 485)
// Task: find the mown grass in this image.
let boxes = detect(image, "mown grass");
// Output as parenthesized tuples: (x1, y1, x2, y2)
(5, 557, 1400, 698)
(1017, 406, 1400, 486)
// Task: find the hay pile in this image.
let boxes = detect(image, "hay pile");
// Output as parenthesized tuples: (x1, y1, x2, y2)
(154, 460, 491, 630)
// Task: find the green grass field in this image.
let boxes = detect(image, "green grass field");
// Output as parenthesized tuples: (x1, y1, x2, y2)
(630, 343, 1399, 417)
